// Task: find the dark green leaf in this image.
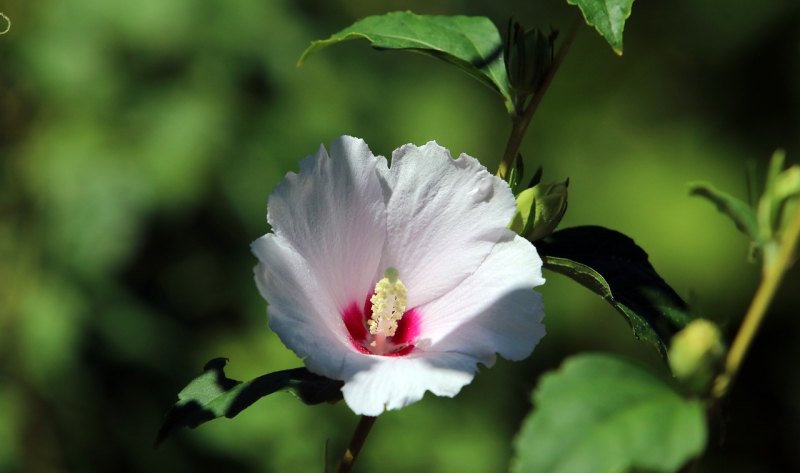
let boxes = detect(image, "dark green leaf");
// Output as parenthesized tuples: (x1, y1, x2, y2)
(689, 182, 759, 241)
(513, 354, 707, 473)
(537, 226, 693, 357)
(298, 11, 513, 113)
(155, 358, 343, 446)
(566, 0, 634, 55)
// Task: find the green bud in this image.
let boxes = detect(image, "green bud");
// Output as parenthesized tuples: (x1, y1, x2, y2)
(504, 20, 557, 97)
(509, 179, 569, 241)
(668, 319, 725, 395)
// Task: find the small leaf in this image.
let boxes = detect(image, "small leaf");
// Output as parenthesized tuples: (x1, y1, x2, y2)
(513, 354, 707, 473)
(566, 0, 634, 55)
(508, 153, 525, 195)
(155, 358, 343, 446)
(689, 181, 759, 241)
(774, 165, 800, 202)
(759, 150, 798, 240)
(298, 11, 514, 113)
(537, 226, 693, 357)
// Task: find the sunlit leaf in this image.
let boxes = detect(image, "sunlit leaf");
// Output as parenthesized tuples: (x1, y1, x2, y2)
(689, 181, 759, 241)
(566, 0, 633, 55)
(155, 358, 343, 446)
(538, 226, 693, 357)
(298, 11, 513, 112)
(513, 354, 707, 473)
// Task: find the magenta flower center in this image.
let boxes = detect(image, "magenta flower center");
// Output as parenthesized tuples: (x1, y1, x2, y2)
(342, 294, 420, 356)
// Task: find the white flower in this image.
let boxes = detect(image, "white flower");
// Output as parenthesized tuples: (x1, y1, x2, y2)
(252, 136, 545, 416)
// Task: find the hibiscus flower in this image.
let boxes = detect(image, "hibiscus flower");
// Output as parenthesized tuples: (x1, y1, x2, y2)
(252, 136, 545, 416)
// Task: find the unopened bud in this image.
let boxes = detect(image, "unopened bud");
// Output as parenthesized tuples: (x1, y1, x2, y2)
(509, 179, 569, 241)
(504, 20, 557, 97)
(668, 319, 725, 394)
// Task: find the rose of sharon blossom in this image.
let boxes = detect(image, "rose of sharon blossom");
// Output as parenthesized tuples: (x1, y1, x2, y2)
(252, 136, 545, 416)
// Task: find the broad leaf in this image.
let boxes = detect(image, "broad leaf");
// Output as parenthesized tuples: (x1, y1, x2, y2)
(537, 226, 693, 357)
(513, 354, 707, 473)
(689, 182, 759, 241)
(155, 358, 343, 445)
(567, 0, 634, 55)
(298, 12, 513, 113)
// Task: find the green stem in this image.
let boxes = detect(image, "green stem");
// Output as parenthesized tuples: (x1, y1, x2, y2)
(335, 416, 377, 473)
(713, 201, 800, 398)
(497, 15, 581, 179)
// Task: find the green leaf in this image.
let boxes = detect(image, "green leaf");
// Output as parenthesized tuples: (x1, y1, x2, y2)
(513, 354, 707, 473)
(689, 181, 759, 242)
(155, 358, 343, 446)
(298, 11, 513, 113)
(537, 226, 693, 357)
(567, 0, 634, 55)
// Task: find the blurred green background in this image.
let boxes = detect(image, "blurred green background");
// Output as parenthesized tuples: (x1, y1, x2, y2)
(1, 0, 798, 472)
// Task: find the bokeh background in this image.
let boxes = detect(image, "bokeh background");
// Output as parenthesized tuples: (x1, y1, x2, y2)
(1, 0, 799, 472)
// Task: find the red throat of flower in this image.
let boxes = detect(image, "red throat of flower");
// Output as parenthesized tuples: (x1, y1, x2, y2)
(342, 269, 420, 356)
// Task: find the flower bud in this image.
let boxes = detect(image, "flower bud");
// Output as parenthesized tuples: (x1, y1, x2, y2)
(509, 179, 569, 241)
(504, 20, 557, 97)
(668, 319, 725, 395)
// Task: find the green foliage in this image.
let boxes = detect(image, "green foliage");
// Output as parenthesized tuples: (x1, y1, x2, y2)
(299, 11, 514, 113)
(507, 154, 527, 195)
(3, 1, 798, 471)
(689, 182, 759, 242)
(513, 354, 707, 473)
(538, 226, 694, 357)
(156, 358, 343, 446)
(759, 151, 800, 242)
(692, 151, 800, 268)
(567, 0, 634, 55)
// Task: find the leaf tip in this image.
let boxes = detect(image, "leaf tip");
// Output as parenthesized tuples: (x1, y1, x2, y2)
(297, 45, 315, 67)
(203, 357, 229, 372)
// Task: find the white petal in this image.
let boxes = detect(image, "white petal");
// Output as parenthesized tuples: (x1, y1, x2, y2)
(252, 136, 389, 381)
(419, 233, 546, 364)
(252, 234, 359, 379)
(379, 142, 516, 307)
(265, 136, 387, 312)
(340, 352, 479, 416)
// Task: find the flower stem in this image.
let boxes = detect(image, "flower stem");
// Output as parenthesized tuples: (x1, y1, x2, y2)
(336, 416, 377, 473)
(496, 15, 581, 180)
(713, 201, 800, 398)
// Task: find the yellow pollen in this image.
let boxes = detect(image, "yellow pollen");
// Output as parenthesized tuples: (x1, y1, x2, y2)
(368, 268, 407, 337)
